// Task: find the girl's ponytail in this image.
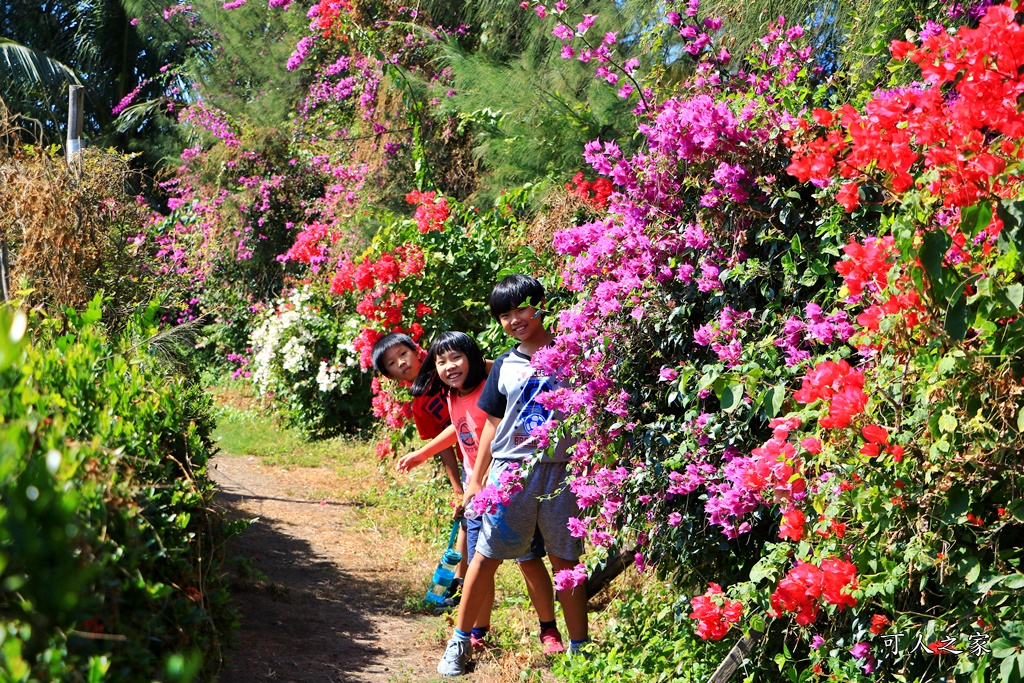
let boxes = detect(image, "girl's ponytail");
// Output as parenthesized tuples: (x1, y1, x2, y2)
(410, 346, 443, 397)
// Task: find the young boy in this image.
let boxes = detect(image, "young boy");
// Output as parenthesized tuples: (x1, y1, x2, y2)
(372, 333, 464, 595)
(437, 274, 588, 676)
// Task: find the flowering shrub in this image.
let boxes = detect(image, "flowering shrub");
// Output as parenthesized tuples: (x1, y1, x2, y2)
(248, 285, 370, 437)
(313, 186, 542, 450)
(512, 1, 1024, 681)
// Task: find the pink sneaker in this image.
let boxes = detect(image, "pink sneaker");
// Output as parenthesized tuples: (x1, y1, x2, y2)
(540, 627, 565, 655)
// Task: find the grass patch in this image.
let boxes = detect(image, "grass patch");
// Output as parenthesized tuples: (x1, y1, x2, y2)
(212, 403, 372, 468)
(209, 383, 620, 682)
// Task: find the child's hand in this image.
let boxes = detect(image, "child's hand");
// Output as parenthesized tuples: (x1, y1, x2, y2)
(462, 480, 481, 510)
(396, 449, 429, 473)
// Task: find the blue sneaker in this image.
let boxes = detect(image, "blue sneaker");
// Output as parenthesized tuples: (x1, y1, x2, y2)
(437, 638, 472, 676)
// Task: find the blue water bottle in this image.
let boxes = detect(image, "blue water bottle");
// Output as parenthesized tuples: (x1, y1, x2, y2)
(425, 520, 462, 604)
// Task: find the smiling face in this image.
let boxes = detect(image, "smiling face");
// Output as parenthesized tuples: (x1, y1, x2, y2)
(435, 349, 471, 393)
(497, 305, 544, 343)
(379, 343, 420, 382)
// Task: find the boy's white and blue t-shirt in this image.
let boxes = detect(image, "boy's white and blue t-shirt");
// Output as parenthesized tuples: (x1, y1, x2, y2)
(475, 346, 582, 562)
(476, 347, 571, 462)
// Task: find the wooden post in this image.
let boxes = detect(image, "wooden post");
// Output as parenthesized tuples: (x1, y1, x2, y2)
(585, 548, 634, 599)
(0, 241, 9, 303)
(705, 629, 764, 683)
(66, 84, 84, 169)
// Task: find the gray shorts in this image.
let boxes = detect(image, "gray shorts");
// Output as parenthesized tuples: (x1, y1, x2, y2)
(476, 460, 583, 562)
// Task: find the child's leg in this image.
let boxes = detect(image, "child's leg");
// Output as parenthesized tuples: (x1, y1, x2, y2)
(461, 515, 491, 629)
(456, 552, 501, 633)
(455, 526, 468, 581)
(517, 557, 555, 622)
(549, 554, 588, 642)
(532, 463, 588, 643)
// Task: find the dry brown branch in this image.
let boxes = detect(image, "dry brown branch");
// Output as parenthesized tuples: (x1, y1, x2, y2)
(0, 122, 156, 320)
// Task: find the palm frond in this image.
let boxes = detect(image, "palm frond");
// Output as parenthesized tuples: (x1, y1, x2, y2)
(0, 38, 81, 89)
(113, 98, 165, 134)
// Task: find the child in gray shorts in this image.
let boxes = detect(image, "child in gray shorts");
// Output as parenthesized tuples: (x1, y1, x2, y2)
(437, 274, 589, 677)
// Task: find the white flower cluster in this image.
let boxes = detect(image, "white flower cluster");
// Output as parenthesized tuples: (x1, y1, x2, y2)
(249, 287, 316, 394)
(249, 286, 362, 398)
(316, 360, 341, 392)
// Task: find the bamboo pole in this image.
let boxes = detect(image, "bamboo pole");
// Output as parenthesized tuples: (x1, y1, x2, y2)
(0, 241, 9, 303)
(66, 84, 84, 171)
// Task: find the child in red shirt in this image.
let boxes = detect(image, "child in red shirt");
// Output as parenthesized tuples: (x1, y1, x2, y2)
(401, 332, 556, 653)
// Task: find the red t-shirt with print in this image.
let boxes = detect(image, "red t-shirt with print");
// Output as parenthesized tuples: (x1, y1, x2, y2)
(410, 392, 450, 440)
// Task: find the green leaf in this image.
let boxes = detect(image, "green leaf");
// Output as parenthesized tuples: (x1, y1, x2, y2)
(720, 383, 744, 413)
(963, 202, 994, 239)
(1000, 653, 1016, 682)
(750, 558, 773, 583)
(921, 229, 951, 296)
(1007, 284, 1024, 310)
(939, 413, 958, 434)
(1004, 573, 1024, 589)
(945, 290, 969, 341)
(762, 384, 786, 418)
(964, 556, 981, 585)
(991, 638, 1019, 659)
(0, 308, 28, 371)
(87, 656, 110, 683)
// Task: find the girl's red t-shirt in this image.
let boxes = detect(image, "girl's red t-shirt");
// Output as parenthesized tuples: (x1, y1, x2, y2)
(447, 382, 487, 476)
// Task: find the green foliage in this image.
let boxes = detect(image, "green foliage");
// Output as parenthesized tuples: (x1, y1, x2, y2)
(554, 581, 726, 682)
(0, 299, 238, 682)
(180, 0, 308, 126)
(363, 185, 547, 357)
(431, 2, 654, 202)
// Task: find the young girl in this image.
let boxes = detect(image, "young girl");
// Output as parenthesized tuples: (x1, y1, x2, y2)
(399, 332, 558, 653)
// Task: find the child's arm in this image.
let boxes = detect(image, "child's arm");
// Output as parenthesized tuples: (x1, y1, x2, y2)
(396, 424, 457, 473)
(438, 446, 463, 497)
(463, 414, 501, 508)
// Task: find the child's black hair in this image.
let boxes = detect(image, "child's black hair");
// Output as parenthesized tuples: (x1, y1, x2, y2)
(488, 273, 545, 321)
(371, 332, 417, 377)
(410, 332, 488, 398)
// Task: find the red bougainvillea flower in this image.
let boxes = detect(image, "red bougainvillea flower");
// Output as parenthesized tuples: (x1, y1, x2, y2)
(834, 236, 895, 301)
(820, 557, 858, 610)
(862, 424, 888, 444)
(770, 561, 823, 626)
(406, 190, 450, 232)
(788, 5, 1024, 209)
(779, 508, 806, 541)
(870, 613, 891, 635)
(835, 182, 860, 212)
(770, 556, 859, 624)
(800, 437, 822, 454)
(566, 171, 615, 209)
(689, 582, 744, 641)
(793, 360, 868, 429)
(745, 433, 807, 507)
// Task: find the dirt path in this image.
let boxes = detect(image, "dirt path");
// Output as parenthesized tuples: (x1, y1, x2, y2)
(210, 453, 439, 683)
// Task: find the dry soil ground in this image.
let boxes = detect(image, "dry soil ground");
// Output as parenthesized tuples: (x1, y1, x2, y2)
(209, 450, 561, 683)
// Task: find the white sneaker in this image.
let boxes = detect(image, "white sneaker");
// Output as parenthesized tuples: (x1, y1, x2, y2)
(437, 637, 472, 676)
